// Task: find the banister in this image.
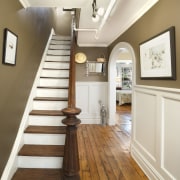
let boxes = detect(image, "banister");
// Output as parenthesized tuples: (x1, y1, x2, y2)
(62, 9, 81, 180)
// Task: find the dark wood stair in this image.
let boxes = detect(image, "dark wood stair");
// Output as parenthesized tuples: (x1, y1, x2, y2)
(18, 145, 64, 157)
(37, 86, 69, 89)
(24, 126, 66, 134)
(29, 110, 64, 116)
(12, 168, 63, 180)
(33, 97, 68, 101)
(40, 76, 69, 79)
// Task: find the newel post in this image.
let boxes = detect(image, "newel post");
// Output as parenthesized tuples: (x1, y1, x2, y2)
(62, 107, 81, 179)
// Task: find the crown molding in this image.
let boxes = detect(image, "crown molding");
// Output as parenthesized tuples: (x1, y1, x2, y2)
(19, 0, 30, 8)
(107, 0, 159, 46)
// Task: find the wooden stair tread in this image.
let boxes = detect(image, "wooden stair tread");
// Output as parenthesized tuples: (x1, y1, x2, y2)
(51, 38, 70, 41)
(40, 76, 69, 79)
(25, 126, 66, 134)
(29, 110, 64, 116)
(46, 54, 70, 56)
(34, 97, 68, 101)
(12, 168, 63, 180)
(43, 68, 69, 70)
(37, 86, 69, 89)
(18, 145, 64, 157)
(48, 49, 70, 51)
(45, 60, 70, 63)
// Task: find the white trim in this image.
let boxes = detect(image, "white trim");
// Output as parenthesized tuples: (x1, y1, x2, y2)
(108, 42, 136, 125)
(19, 0, 30, 8)
(107, 0, 159, 46)
(132, 84, 180, 180)
(1, 28, 55, 180)
(131, 145, 164, 180)
(77, 42, 108, 47)
(76, 81, 108, 125)
(135, 84, 180, 94)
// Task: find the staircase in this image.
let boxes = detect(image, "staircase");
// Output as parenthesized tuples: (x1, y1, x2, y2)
(12, 35, 71, 179)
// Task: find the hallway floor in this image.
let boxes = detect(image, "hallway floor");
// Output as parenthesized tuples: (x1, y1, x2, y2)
(116, 104, 132, 135)
(78, 107, 148, 180)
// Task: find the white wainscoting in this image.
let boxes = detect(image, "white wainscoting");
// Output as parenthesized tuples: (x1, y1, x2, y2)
(131, 85, 180, 180)
(76, 82, 108, 124)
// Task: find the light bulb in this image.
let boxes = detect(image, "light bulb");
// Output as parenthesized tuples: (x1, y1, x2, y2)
(92, 14, 100, 22)
(97, 7, 105, 16)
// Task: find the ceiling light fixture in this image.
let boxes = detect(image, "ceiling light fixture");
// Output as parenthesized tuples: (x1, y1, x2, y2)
(92, 0, 105, 23)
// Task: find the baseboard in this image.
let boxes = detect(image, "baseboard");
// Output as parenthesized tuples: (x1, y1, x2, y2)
(131, 145, 164, 180)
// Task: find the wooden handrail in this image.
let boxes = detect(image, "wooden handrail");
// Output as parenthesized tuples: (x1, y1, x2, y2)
(62, 9, 81, 180)
(68, 13, 76, 108)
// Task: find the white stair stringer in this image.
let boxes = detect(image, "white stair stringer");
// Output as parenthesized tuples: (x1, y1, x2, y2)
(39, 78, 69, 87)
(44, 61, 70, 69)
(1, 32, 71, 180)
(18, 156, 63, 169)
(36, 88, 68, 98)
(24, 134, 66, 145)
(46, 55, 70, 62)
(49, 44, 71, 50)
(33, 100, 68, 110)
(28, 115, 65, 126)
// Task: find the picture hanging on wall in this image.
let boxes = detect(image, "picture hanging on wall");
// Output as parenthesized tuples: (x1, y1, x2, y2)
(139, 26, 176, 80)
(2, 28, 18, 65)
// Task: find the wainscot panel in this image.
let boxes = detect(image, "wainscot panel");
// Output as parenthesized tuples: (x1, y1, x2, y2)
(76, 82, 108, 124)
(131, 85, 180, 180)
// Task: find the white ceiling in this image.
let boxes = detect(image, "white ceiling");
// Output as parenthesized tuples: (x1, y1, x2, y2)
(19, 0, 159, 47)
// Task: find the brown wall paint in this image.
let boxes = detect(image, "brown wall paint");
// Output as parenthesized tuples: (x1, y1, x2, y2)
(0, 1, 55, 175)
(109, 0, 180, 88)
(75, 46, 109, 81)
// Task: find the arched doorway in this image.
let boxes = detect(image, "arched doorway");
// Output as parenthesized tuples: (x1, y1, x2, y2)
(108, 42, 136, 125)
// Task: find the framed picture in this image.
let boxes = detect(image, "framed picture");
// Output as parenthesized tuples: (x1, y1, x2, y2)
(2, 28, 18, 65)
(140, 26, 176, 79)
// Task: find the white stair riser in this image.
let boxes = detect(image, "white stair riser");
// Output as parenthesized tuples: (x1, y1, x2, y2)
(44, 62, 70, 69)
(39, 78, 69, 87)
(49, 44, 70, 50)
(18, 156, 63, 168)
(24, 134, 65, 145)
(29, 116, 65, 126)
(41, 70, 69, 78)
(33, 101, 68, 110)
(48, 50, 70, 56)
(46, 55, 70, 62)
(52, 36, 71, 41)
(36, 89, 68, 98)
(51, 40, 70, 45)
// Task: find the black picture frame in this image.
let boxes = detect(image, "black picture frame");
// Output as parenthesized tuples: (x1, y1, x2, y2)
(2, 28, 18, 65)
(139, 26, 176, 80)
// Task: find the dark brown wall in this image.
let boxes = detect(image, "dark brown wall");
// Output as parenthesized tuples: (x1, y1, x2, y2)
(109, 0, 180, 88)
(75, 46, 108, 81)
(0, 1, 54, 175)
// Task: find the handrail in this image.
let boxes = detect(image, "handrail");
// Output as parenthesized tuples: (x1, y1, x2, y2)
(62, 9, 81, 179)
(68, 12, 76, 108)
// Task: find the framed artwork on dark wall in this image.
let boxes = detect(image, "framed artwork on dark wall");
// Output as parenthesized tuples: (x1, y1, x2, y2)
(2, 28, 18, 66)
(139, 26, 176, 80)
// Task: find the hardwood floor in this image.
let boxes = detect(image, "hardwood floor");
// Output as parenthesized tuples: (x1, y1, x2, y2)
(78, 123, 148, 180)
(116, 104, 132, 135)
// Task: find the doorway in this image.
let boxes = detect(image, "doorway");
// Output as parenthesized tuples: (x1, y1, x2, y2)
(108, 42, 136, 127)
(116, 56, 132, 135)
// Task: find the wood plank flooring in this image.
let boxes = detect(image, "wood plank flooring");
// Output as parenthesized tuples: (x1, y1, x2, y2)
(78, 124, 148, 180)
(116, 104, 132, 135)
